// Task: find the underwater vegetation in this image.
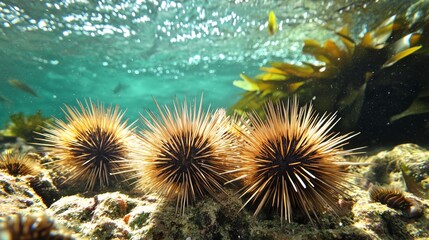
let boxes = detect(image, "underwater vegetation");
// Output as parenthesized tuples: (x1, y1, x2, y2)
(131, 96, 238, 215)
(369, 185, 424, 218)
(231, 12, 429, 145)
(0, 213, 75, 240)
(0, 149, 41, 176)
(1, 111, 52, 143)
(37, 100, 139, 191)
(229, 98, 361, 223)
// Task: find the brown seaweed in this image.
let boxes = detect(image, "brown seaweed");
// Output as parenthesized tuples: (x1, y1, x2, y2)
(230, 13, 429, 145)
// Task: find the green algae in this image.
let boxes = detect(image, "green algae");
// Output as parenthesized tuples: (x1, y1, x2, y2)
(129, 211, 150, 229)
(1, 111, 51, 142)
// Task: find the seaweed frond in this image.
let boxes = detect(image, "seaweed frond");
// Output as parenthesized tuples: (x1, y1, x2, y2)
(230, 13, 429, 137)
(2, 111, 52, 142)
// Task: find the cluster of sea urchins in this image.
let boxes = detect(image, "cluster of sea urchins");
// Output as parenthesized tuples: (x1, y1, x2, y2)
(38, 96, 360, 223)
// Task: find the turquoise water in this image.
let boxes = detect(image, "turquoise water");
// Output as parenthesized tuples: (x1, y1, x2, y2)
(0, 0, 417, 126)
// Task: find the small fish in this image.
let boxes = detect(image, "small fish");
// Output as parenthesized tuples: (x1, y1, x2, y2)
(8, 79, 38, 97)
(268, 10, 278, 36)
(337, 1, 373, 14)
(0, 93, 13, 105)
(113, 83, 128, 94)
(399, 162, 428, 199)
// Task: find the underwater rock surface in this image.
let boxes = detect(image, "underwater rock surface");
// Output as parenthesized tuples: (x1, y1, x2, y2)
(361, 144, 429, 198)
(49, 192, 158, 239)
(0, 171, 47, 217)
(0, 143, 428, 239)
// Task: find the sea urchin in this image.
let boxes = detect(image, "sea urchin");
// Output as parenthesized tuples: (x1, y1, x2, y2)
(134, 96, 238, 214)
(232, 98, 360, 223)
(38, 100, 138, 191)
(0, 213, 75, 240)
(0, 150, 41, 176)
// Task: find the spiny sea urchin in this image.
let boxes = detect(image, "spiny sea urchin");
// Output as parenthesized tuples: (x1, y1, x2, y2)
(0, 213, 75, 240)
(134, 96, 238, 214)
(0, 150, 41, 176)
(231, 98, 360, 223)
(38, 100, 138, 191)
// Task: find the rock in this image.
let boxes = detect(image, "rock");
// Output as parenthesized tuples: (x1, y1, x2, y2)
(2, 137, 36, 153)
(1, 143, 428, 239)
(49, 192, 158, 239)
(27, 174, 61, 207)
(0, 135, 16, 146)
(351, 144, 429, 239)
(146, 191, 252, 240)
(0, 171, 47, 217)
(352, 189, 429, 240)
(360, 144, 429, 197)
